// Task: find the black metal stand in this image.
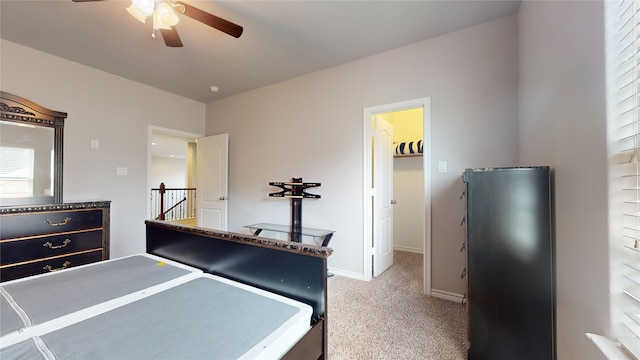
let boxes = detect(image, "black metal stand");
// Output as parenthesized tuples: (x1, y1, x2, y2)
(269, 177, 320, 243)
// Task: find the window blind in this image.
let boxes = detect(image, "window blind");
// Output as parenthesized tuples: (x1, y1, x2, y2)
(595, 0, 640, 358)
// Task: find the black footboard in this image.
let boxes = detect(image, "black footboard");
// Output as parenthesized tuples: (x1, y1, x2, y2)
(145, 220, 331, 359)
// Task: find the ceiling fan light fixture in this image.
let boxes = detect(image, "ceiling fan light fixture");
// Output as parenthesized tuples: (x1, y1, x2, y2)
(126, 0, 154, 23)
(132, 0, 155, 16)
(154, 2, 180, 29)
(79, 0, 243, 47)
(126, 5, 149, 23)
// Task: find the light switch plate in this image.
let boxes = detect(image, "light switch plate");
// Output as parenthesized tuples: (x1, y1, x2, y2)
(438, 161, 447, 173)
(116, 167, 128, 176)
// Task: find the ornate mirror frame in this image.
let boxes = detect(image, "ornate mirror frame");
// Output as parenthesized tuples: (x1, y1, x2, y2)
(0, 91, 66, 206)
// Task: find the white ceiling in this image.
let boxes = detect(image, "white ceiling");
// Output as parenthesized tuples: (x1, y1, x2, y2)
(0, 0, 520, 103)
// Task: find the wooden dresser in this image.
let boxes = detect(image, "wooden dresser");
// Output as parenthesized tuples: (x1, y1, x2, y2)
(0, 201, 110, 282)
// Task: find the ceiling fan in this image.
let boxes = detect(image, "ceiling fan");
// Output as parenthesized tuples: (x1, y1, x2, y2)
(72, 0, 243, 47)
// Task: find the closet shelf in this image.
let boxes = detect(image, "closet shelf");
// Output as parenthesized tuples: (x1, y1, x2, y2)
(393, 154, 422, 158)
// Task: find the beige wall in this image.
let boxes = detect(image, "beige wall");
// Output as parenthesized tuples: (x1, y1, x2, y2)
(518, 1, 608, 359)
(206, 15, 519, 294)
(0, 39, 206, 258)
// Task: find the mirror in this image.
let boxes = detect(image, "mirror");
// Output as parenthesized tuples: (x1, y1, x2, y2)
(0, 92, 65, 206)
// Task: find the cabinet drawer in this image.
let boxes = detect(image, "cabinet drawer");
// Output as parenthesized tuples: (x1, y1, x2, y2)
(0, 209, 103, 239)
(0, 230, 103, 264)
(0, 250, 103, 283)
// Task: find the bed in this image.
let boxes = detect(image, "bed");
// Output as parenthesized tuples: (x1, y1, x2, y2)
(0, 220, 332, 359)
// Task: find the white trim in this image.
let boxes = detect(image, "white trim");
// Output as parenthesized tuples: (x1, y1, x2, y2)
(146, 125, 204, 220)
(362, 98, 432, 296)
(585, 333, 631, 360)
(328, 268, 366, 281)
(393, 246, 423, 254)
(422, 98, 432, 296)
(362, 109, 373, 282)
(430, 289, 465, 303)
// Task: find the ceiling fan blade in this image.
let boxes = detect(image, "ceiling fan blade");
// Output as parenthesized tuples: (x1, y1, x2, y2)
(175, 1, 243, 38)
(161, 28, 183, 47)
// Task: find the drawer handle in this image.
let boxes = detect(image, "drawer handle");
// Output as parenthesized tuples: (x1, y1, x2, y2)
(43, 261, 71, 272)
(44, 217, 71, 227)
(43, 239, 71, 249)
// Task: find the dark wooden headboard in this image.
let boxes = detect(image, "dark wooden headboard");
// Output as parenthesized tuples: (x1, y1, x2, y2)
(145, 220, 332, 322)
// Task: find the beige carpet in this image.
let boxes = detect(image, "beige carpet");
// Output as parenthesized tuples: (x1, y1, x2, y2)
(327, 251, 468, 359)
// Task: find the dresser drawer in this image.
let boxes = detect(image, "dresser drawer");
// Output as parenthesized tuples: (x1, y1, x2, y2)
(0, 209, 103, 239)
(0, 230, 103, 264)
(0, 250, 103, 283)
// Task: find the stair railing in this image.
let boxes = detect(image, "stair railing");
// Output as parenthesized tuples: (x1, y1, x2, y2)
(150, 183, 197, 221)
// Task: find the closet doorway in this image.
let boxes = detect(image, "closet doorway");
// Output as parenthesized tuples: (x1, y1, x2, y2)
(362, 98, 432, 295)
(380, 108, 425, 254)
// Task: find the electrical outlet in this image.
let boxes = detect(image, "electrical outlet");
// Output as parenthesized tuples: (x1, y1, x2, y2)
(116, 167, 128, 176)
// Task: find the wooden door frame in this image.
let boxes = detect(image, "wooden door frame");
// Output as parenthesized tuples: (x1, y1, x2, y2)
(362, 98, 432, 295)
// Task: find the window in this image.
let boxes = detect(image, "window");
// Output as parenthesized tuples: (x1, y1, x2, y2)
(0, 146, 35, 198)
(590, 0, 640, 357)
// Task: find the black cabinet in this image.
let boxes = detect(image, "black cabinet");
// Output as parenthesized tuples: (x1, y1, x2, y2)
(463, 167, 555, 360)
(0, 201, 110, 282)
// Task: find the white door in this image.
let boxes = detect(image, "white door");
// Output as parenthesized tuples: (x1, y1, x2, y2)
(197, 134, 229, 230)
(373, 116, 394, 277)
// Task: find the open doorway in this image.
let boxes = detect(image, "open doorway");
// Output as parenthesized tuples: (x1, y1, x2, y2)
(378, 108, 425, 255)
(147, 126, 202, 224)
(362, 98, 432, 295)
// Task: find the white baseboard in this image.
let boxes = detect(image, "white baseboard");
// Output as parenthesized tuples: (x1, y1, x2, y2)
(328, 267, 366, 281)
(393, 246, 423, 254)
(327, 270, 466, 305)
(431, 288, 465, 303)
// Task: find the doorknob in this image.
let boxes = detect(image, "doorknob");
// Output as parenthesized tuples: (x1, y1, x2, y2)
(219, 196, 228, 201)
(391, 200, 397, 205)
